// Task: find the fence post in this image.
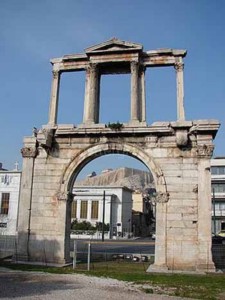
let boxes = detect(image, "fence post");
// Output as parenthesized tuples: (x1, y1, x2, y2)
(73, 240, 77, 269)
(87, 240, 91, 271)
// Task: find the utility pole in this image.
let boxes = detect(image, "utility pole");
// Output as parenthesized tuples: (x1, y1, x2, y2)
(213, 188, 216, 235)
(102, 190, 105, 242)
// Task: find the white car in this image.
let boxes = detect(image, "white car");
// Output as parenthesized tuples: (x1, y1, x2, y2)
(218, 230, 225, 237)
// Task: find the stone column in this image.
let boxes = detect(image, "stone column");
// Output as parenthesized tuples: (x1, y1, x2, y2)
(16, 143, 38, 261)
(48, 70, 61, 126)
(147, 192, 169, 272)
(130, 61, 140, 123)
(83, 64, 99, 124)
(83, 67, 90, 123)
(175, 62, 185, 121)
(94, 73, 101, 123)
(139, 66, 146, 123)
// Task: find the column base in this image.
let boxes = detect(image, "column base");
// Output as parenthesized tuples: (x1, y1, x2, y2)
(146, 264, 169, 273)
(78, 123, 106, 129)
(128, 121, 147, 127)
(147, 263, 216, 274)
(13, 253, 71, 266)
(196, 263, 216, 273)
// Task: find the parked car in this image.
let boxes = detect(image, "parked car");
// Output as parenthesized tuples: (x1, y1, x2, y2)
(212, 234, 225, 244)
(217, 230, 225, 237)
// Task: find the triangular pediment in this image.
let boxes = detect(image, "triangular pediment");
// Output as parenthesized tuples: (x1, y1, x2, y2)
(85, 38, 143, 54)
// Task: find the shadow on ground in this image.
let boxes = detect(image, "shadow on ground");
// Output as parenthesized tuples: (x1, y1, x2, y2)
(0, 272, 81, 298)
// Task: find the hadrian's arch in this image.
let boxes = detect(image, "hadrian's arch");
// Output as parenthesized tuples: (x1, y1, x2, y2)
(17, 38, 220, 272)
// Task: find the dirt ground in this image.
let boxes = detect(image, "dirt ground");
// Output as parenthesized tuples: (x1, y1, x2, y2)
(0, 267, 190, 300)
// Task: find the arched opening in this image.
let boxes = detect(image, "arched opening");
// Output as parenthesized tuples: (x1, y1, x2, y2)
(71, 154, 155, 240)
(61, 143, 166, 268)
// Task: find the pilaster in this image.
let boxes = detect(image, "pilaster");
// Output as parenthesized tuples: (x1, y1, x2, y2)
(16, 143, 37, 261)
(139, 66, 146, 123)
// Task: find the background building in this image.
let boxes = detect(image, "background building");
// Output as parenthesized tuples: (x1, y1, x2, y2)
(211, 157, 225, 234)
(72, 186, 133, 238)
(0, 163, 21, 235)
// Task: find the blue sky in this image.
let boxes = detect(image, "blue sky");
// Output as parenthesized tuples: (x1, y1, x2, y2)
(1, 0, 225, 176)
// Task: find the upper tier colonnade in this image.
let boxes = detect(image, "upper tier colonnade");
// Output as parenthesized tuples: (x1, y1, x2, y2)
(48, 38, 186, 126)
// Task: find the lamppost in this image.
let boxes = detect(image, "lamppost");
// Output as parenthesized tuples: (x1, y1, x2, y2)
(143, 188, 157, 235)
(102, 190, 105, 242)
(212, 188, 216, 235)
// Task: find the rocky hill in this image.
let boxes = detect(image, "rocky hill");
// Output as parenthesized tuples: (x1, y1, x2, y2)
(75, 167, 154, 191)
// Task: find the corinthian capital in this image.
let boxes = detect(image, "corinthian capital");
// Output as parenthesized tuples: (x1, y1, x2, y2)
(174, 62, 184, 71)
(197, 144, 214, 158)
(52, 70, 59, 79)
(131, 61, 139, 72)
(89, 63, 98, 72)
(21, 147, 38, 158)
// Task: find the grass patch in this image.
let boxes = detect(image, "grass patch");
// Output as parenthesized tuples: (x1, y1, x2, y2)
(1, 260, 225, 299)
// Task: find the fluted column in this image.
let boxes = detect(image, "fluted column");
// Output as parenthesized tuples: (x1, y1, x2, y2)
(139, 66, 146, 122)
(48, 70, 61, 126)
(130, 61, 140, 122)
(175, 62, 185, 121)
(83, 64, 99, 124)
(83, 67, 90, 123)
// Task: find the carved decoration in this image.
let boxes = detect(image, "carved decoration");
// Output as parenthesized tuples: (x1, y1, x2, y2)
(56, 191, 67, 201)
(139, 64, 146, 74)
(155, 192, 169, 203)
(56, 191, 74, 202)
(174, 62, 184, 71)
(21, 147, 38, 158)
(37, 128, 54, 149)
(151, 192, 169, 204)
(89, 63, 98, 73)
(52, 70, 59, 79)
(130, 61, 139, 72)
(193, 185, 198, 193)
(197, 144, 214, 158)
(176, 130, 188, 147)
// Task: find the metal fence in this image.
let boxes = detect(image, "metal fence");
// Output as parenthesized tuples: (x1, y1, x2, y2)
(212, 244, 225, 271)
(71, 240, 154, 271)
(71, 241, 225, 272)
(0, 235, 16, 259)
(1, 235, 225, 273)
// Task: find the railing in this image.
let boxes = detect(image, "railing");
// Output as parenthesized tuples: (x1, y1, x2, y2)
(0, 235, 16, 259)
(70, 230, 110, 240)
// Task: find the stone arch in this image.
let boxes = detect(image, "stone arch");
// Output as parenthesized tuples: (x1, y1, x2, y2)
(59, 142, 167, 197)
(59, 141, 169, 270)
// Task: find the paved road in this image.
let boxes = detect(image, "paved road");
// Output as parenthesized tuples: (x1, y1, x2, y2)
(0, 268, 190, 300)
(71, 238, 155, 255)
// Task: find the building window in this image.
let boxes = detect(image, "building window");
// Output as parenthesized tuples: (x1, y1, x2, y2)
(1, 193, 10, 215)
(91, 201, 99, 219)
(80, 200, 88, 219)
(211, 166, 225, 175)
(71, 201, 77, 218)
(212, 183, 225, 193)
